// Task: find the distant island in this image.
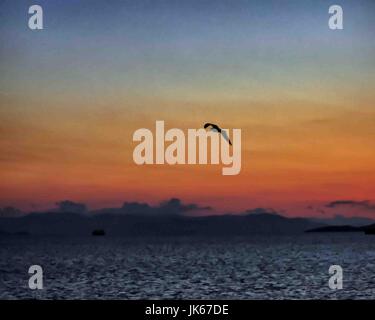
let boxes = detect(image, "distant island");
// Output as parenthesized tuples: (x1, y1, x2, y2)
(306, 224, 375, 235)
(2, 198, 374, 237)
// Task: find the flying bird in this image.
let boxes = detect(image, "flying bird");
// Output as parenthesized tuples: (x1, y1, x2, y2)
(204, 123, 232, 145)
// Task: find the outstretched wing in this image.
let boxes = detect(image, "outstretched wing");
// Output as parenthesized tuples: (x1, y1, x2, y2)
(204, 123, 220, 131)
(204, 123, 214, 129)
(220, 129, 232, 146)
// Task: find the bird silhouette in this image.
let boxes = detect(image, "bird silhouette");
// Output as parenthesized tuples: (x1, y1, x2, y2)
(204, 123, 232, 145)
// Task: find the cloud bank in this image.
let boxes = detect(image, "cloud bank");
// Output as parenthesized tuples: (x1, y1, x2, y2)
(95, 198, 212, 216)
(325, 200, 375, 211)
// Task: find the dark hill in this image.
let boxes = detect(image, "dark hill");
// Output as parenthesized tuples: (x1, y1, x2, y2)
(305, 225, 362, 233)
(306, 223, 375, 235)
(0, 212, 321, 237)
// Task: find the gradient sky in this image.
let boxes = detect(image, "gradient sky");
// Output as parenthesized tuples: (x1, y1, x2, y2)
(0, 0, 374, 216)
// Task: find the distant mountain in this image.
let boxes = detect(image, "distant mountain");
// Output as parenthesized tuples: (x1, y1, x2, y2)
(309, 215, 375, 227)
(0, 212, 322, 237)
(305, 225, 362, 233)
(306, 223, 375, 234)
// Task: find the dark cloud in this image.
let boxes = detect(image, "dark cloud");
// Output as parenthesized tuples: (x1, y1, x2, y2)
(56, 200, 87, 214)
(95, 198, 212, 216)
(159, 198, 211, 215)
(121, 201, 152, 214)
(245, 208, 279, 215)
(325, 200, 375, 211)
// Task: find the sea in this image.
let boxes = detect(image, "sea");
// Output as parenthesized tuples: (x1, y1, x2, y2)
(1, 234, 375, 299)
